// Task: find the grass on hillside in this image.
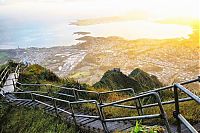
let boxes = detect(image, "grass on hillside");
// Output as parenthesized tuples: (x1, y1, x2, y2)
(17, 64, 200, 128)
(0, 99, 75, 133)
(69, 71, 90, 79)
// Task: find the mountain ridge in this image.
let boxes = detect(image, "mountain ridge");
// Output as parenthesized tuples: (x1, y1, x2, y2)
(93, 68, 163, 93)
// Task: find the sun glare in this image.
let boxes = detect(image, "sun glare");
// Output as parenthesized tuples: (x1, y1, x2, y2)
(0, 0, 198, 21)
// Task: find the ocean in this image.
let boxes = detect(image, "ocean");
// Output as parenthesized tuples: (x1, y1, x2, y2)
(0, 0, 193, 49)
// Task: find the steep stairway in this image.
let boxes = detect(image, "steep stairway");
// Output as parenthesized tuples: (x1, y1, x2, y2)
(0, 63, 200, 133)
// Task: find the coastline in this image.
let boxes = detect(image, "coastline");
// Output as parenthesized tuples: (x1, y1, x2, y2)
(1, 32, 199, 87)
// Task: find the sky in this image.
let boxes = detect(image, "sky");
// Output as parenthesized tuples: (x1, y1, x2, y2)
(0, 0, 199, 21)
(0, 0, 198, 49)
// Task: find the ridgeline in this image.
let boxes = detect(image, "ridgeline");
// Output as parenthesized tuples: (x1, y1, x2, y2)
(93, 68, 163, 93)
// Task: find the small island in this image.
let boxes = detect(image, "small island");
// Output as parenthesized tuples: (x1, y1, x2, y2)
(73, 31, 91, 35)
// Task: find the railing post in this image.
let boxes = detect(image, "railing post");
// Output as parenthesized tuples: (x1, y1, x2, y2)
(53, 98, 59, 117)
(153, 92, 172, 133)
(98, 93, 103, 105)
(72, 89, 78, 101)
(0, 81, 2, 88)
(134, 98, 144, 116)
(31, 93, 37, 109)
(98, 105, 109, 133)
(12, 79, 16, 91)
(76, 89, 80, 100)
(138, 99, 144, 115)
(130, 89, 144, 116)
(69, 103, 78, 131)
(173, 84, 181, 133)
(14, 73, 16, 80)
(31, 93, 34, 101)
(2, 90, 5, 96)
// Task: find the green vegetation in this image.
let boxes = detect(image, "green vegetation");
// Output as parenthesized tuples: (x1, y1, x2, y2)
(0, 60, 18, 73)
(18, 64, 86, 92)
(19, 64, 60, 84)
(18, 64, 200, 123)
(93, 69, 142, 92)
(129, 68, 163, 89)
(1, 63, 199, 132)
(0, 64, 7, 73)
(93, 68, 163, 93)
(69, 71, 90, 79)
(130, 121, 164, 133)
(0, 99, 75, 133)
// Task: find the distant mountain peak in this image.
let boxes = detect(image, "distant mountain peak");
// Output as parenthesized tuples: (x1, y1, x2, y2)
(93, 68, 163, 93)
(129, 68, 163, 89)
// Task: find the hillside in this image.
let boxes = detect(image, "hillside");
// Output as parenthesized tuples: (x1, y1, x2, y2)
(129, 68, 163, 89)
(1, 63, 200, 133)
(18, 64, 85, 92)
(93, 68, 163, 93)
(0, 99, 75, 133)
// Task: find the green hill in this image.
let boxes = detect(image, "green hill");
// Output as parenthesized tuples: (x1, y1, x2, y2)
(93, 68, 163, 93)
(0, 99, 75, 133)
(129, 68, 163, 89)
(19, 64, 60, 83)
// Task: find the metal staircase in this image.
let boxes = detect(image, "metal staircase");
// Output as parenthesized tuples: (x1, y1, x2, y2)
(0, 63, 199, 133)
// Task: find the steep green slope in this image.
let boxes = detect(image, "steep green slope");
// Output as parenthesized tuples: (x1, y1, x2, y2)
(19, 64, 60, 83)
(129, 68, 163, 89)
(0, 99, 75, 133)
(18, 64, 86, 92)
(93, 69, 144, 92)
(0, 63, 79, 132)
(93, 68, 163, 93)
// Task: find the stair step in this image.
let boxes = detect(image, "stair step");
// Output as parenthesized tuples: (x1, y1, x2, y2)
(77, 117, 91, 123)
(21, 101, 32, 106)
(5, 94, 16, 99)
(16, 101, 28, 106)
(83, 120, 103, 131)
(27, 102, 40, 107)
(46, 107, 56, 113)
(43, 106, 53, 110)
(80, 118, 97, 126)
(23, 101, 33, 106)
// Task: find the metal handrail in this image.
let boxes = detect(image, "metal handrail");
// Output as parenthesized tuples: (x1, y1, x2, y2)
(173, 83, 200, 133)
(8, 91, 102, 127)
(99, 92, 172, 133)
(0, 65, 9, 78)
(16, 81, 135, 103)
(0, 68, 10, 88)
(3, 63, 200, 132)
(175, 84, 200, 104)
(104, 114, 161, 122)
(16, 76, 200, 104)
(139, 77, 200, 95)
(7, 90, 172, 132)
